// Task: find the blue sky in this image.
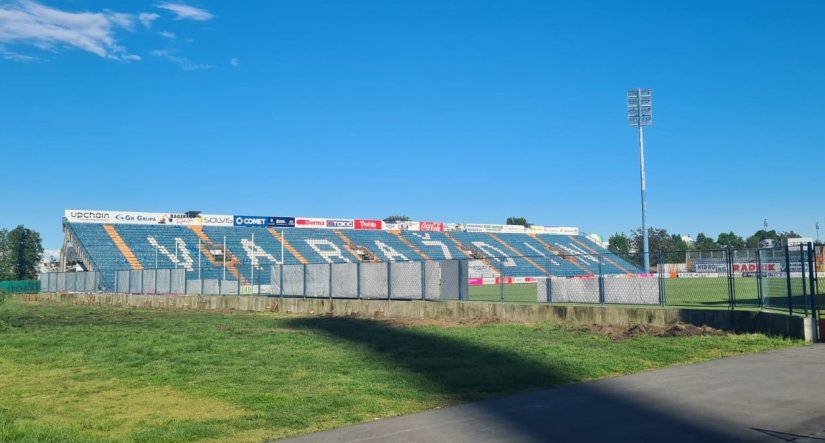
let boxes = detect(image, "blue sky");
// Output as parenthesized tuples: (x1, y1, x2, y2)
(1, 0, 824, 250)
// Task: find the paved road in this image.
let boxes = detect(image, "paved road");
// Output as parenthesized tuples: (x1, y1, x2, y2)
(280, 345, 825, 443)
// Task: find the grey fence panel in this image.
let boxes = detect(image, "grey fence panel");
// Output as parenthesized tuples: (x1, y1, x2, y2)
(221, 280, 239, 295)
(270, 266, 282, 295)
(441, 260, 466, 300)
(129, 271, 142, 293)
(203, 279, 220, 295)
(170, 269, 186, 294)
(537, 278, 550, 302)
(85, 272, 98, 292)
(56, 272, 66, 292)
(186, 280, 202, 295)
(603, 275, 659, 304)
(142, 270, 157, 294)
(39, 273, 49, 292)
(424, 261, 442, 300)
(156, 269, 171, 294)
(359, 262, 388, 299)
(116, 271, 129, 293)
(66, 273, 79, 292)
(390, 261, 422, 299)
(550, 277, 600, 303)
(306, 264, 330, 297)
(331, 263, 358, 298)
(282, 265, 305, 296)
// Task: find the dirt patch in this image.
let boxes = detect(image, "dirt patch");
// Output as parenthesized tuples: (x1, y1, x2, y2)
(580, 323, 726, 339)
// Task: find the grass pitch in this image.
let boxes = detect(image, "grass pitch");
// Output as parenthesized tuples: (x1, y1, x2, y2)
(0, 298, 801, 442)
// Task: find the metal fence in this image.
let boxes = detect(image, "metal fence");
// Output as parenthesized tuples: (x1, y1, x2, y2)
(0, 280, 41, 294)
(37, 244, 821, 319)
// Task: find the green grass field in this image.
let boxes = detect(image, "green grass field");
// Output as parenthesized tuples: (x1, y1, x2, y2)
(0, 298, 802, 442)
(469, 276, 813, 311)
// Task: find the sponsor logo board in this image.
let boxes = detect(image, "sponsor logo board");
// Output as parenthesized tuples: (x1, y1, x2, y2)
(267, 217, 295, 228)
(502, 225, 526, 233)
(419, 221, 444, 232)
(463, 223, 485, 232)
(678, 272, 721, 278)
(355, 219, 382, 230)
(234, 215, 268, 227)
(296, 218, 327, 228)
(326, 219, 354, 229)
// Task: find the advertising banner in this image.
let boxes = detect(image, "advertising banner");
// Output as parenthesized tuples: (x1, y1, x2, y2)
(462, 223, 485, 232)
(678, 272, 721, 278)
(526, 226, 545, 234)
(483, 224, 504, 233)
(295, 218, 327, 228)
(200, 214, 234, 227)
(233, 215, 269, 227)
(419, 221, 444, 232)
(695, 263, 727, 273)
(544, 227, 580, 235)
(267, 217, 295, 228)
(502, 225, 526, 233)
(355, 219, 382, 230)
(326, 219, 354, 229)
(731, 263, 781, 273)
(65, 209, 218, 226)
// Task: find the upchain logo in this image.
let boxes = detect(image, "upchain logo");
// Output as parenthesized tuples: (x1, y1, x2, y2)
(69, 211, 109, 221)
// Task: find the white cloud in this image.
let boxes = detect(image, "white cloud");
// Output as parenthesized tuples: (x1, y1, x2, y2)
(229, 57, 239, 67)
(0, 45, 36, 61)
(0, 0, 139, 61)
(158, 30, 176, 39)
(151, 48, 212, 70)
(157, 3, 213, 21)
(138, 12, 159, 28)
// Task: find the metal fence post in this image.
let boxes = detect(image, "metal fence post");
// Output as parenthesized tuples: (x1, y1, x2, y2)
(279, 264, 284, 298)
(356, 261, 361, 300)
(546, 256, 552, 304)
(329, 263, 333, 300)
(420, 261, 426, 301)
(756, 247, 764, 309)
(725, 249, 733, 310)
(303, 263, 307, 299)
(658, 251, 666, 306)
(499, 260, 504, 303)
(784, 244, 793, 315)
(801, 244, 808, 317)
(597, 253, 605, 304)
(387, 261, 392, 301)
(807, 244, 818, 340)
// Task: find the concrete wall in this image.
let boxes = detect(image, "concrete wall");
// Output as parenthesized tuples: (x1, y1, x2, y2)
(29, 292, 807, 339)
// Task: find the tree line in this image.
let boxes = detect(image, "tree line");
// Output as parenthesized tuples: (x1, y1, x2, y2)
(607, 227, 804, 255)
(0, 226, 44, 281)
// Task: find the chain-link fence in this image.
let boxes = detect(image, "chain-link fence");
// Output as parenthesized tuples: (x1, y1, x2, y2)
(38, 245, 821, 320)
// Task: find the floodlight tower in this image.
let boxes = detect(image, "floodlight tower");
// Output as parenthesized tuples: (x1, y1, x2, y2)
(627, 88, 652, 273)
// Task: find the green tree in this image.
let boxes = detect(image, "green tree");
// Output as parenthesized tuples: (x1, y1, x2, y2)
(745, 229, 779, 249)
(0, 226, 43, 280)
(607, 233, 631, 254)
(0, 229, 8, 281)
(383, 215, 412, 224)
(693, 232, 719, 250)
(630, 227, 679, 265)
(716, 231, 744, 249)
(505, 217, 530, 227)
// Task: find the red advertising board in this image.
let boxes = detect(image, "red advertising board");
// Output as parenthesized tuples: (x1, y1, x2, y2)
(295, 218, 326, 228)
(355, 219, 383, 230)
(419, 221, 444, 232)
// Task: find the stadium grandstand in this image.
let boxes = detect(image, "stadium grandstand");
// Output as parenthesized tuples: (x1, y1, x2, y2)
(59, 209, 641, 291)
